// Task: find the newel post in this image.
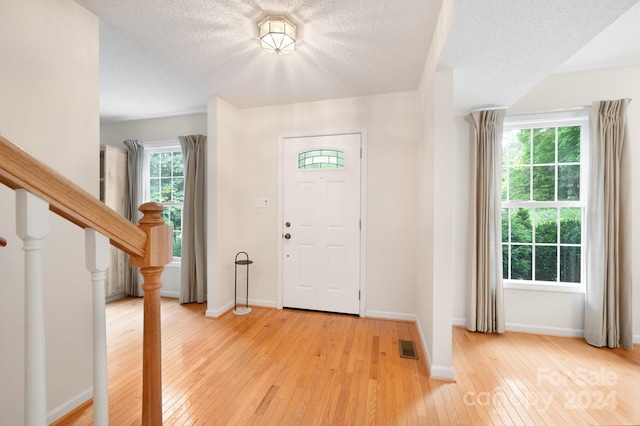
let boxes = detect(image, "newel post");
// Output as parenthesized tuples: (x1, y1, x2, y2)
(129, 203, 172, 425)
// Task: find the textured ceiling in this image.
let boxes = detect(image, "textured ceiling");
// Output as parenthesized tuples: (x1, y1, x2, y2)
(74, 0, 640, 123)
(438, 0, 640, 115)
(74, 0, 441, 123)
(556, 0, 640, 73)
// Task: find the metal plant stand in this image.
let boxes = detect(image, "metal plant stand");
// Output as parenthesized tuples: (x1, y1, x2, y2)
(233, 251, 252, 316)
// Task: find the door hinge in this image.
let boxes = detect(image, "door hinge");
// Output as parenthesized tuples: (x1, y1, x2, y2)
(359, 290, 361, 300)
(359, 219, 361, 230)
(360, 148, 362, 158)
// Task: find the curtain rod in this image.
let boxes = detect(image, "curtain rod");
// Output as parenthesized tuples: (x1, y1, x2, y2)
(460, 104, 593, 118)
(466, 105, 509, 113)
(466, 105, 592, 115)
(505, 105, 592, 117)
(466, 100, 631, 117)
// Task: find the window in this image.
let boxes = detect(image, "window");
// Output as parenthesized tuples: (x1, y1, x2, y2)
(298, 149, 344, 169)
(144, 143, 183, 258)
(501, 113, 587, 288)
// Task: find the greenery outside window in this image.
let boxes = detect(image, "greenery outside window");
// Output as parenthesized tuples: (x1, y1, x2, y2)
(502, 113, 587, 290)
(144, 142, 183, 259)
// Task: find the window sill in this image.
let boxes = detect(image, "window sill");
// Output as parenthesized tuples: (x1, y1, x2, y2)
(504, 281, 585, 294)
(166, 260, 181, 268)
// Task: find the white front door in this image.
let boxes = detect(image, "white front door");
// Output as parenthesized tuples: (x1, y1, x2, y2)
(283, 133, 361, 314)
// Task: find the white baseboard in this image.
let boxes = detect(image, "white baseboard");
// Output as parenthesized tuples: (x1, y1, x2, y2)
(430, 364, 455, 381)
(205, 300, 234, 318)
(414, 316, 432, 368)
(205, 299, 278, 318)
(47, 387, 92, 424)
(155, 295, 277, 314)
(455, 316, 584, 337)
(452, 317, 466, 327)
(458, 317, 640, 345)
(414, 317, 455, 380)
(365, 310, 416, 321)
(247, 298, 277, 308)
(505, 322, 584, 337)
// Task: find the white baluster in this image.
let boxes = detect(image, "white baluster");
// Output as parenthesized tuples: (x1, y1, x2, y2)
(85, 229, 110, 426)
(16, 189, 49, 426)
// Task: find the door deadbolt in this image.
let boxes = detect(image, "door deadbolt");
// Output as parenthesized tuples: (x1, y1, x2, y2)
(284, 233, 291, 240)
(285, 222, 291, 228)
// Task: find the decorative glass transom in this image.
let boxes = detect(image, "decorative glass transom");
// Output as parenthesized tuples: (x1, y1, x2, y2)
(298, 150, 344, 169)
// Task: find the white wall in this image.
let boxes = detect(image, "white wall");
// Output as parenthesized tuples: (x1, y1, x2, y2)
(451, 114, 473, 324)
(100, 113, 208, 297)
(205, 93, 421, 318)
(206, 97, 238, 315)
(415, 0, 458, 380)
(452, 66, 640, 342)
(0, 0, 99, 423)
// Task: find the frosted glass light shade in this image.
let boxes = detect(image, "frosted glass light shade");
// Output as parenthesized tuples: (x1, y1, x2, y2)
(258, 16, 296, 55)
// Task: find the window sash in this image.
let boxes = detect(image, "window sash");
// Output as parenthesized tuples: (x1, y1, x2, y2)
(501, 205, 584, 285)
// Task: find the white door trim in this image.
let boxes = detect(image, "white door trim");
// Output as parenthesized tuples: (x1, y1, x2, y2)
(277, 128, 367, 317)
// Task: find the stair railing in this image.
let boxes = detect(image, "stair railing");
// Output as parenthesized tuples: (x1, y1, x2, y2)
(1, 133, 170, 425)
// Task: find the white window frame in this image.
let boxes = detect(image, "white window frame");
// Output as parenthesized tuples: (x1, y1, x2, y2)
(502, 111, 589, 293)
(143, 141, 183, 263)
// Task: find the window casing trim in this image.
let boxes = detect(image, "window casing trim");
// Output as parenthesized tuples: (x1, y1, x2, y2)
(501, 111, 589, 291)
(142, 141, 183, 262)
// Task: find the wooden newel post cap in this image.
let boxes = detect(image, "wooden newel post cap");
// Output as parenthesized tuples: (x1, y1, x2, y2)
(130, 202, 173, 268)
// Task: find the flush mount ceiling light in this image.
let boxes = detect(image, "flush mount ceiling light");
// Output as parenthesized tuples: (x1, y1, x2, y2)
(258, 16, 297, 55)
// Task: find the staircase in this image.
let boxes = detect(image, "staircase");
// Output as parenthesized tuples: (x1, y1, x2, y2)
(1, 133, 171, 425)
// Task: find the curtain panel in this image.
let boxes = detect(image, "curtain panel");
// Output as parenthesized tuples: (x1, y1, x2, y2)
(466, 110, 506, 333)
(179, 134, 207, 304)
(123, 139, 144, 297)
(585, 99, 633, 349)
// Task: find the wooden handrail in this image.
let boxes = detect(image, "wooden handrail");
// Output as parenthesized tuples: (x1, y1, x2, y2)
(0, 133, 146, 257)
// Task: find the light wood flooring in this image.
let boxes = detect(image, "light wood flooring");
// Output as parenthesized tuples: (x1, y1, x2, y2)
(54, 297, 640, 425)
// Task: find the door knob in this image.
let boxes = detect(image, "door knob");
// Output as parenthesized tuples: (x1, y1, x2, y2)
(284, 233, 291, 240)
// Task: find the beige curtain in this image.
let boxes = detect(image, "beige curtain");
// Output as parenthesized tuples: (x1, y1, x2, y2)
(123, 139, 143, 297)
(585, 99, 633, 349)
(179, 135, 207, 304)
(467, 110, 505, 333)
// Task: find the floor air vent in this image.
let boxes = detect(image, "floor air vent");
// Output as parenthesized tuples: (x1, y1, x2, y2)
(398, 340, 418, 360)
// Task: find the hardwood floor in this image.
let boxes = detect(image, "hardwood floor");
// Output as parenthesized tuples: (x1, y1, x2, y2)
(53, 297, 640, 425)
